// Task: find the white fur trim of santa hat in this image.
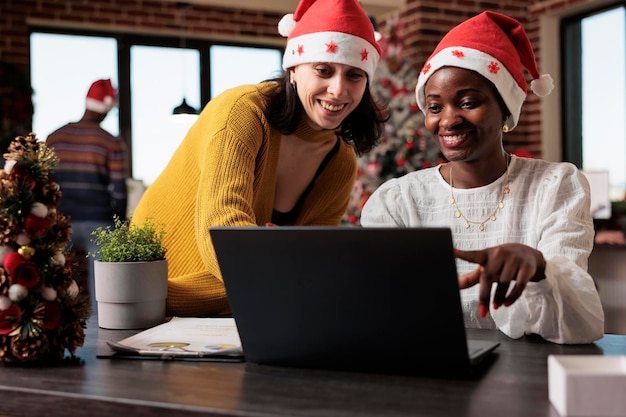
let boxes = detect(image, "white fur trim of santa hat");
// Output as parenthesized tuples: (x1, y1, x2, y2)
(279, 0, 381, 79)
(416, 11, 554, 131)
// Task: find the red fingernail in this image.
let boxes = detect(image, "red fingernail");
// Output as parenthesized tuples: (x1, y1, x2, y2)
(493, 302, 499, 310)
(479, 304, 488, 318)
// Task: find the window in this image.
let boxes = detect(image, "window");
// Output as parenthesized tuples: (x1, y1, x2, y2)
(30, 30, 282, 186)
(209, 45, 282, 98)
(562, 5, 626, 201)
(30, 33, 119, 139)
(129, 45, 201, 185)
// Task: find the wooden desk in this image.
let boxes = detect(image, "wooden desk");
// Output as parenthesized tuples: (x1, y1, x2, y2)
(0, 317, 624, 417)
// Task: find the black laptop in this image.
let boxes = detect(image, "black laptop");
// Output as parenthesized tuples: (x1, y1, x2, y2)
(210, 226, 499, 378)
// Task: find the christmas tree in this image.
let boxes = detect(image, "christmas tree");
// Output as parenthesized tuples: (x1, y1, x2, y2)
(0, 133, 90, 363)
(343, 15, 444, 225)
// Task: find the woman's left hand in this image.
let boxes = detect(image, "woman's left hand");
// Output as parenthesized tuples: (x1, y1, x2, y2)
(455, 243, 546, 317)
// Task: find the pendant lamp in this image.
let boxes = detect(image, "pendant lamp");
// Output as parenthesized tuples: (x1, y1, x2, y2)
(172, 97, 197, 115)
(171, 2, 198, 117)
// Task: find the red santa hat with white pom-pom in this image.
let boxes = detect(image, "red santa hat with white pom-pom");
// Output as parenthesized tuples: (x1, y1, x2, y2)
(415, 11, 554, 132)
(85, 79, 117, 114)
(278, 0, 381, 80)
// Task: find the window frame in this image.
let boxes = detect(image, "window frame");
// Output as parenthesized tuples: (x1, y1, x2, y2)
(560, 3, 626, 167)
(29, 26, 284, 175)
(560, 3, 626, 204)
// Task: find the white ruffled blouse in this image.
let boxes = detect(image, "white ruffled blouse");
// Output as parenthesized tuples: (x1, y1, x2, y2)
(361, 155, 605, 344)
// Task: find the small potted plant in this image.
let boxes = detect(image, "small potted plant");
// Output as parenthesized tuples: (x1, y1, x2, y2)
(90, 215, 167, 329)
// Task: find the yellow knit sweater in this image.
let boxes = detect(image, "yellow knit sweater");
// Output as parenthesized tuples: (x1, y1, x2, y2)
(132, 82, 357, 317)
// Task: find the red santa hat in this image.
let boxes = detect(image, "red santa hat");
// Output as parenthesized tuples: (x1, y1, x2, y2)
(278, 0, 381, 80)
(415, 11, 554, 131)
(85, 79, 117, 114)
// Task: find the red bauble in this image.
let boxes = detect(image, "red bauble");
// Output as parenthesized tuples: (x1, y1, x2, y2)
(365, 161, 382, 177)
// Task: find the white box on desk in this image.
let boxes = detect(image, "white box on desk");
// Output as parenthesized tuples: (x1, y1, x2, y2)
(548, 355, 626, 417)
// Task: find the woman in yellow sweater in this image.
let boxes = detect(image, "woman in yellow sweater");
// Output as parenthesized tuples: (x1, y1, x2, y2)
(132, 0, 386, 316)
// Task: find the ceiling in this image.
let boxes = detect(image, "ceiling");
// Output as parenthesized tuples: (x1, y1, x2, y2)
(168, 0, 404, 18)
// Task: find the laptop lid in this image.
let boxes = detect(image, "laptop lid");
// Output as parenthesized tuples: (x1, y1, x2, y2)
(211, 226, 498, 378)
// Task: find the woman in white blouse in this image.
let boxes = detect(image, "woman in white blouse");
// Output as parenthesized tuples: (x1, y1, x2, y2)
(360, 11, 604, 344)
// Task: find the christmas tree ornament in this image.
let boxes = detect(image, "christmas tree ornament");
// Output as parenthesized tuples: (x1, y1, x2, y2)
(0, 133, 90, 363)
(365, 160, 382, 177)
(17, 245, 35, 260)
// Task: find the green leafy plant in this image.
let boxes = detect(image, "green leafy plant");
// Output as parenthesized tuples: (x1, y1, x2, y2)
(89, 215, 166, 262)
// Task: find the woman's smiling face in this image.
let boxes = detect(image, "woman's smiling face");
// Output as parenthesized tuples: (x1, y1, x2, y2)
(290, 62, 368, 131)
(423, 66, 508, 163)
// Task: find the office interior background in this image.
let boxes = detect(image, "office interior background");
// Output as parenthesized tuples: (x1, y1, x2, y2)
(0, 0, 624, 209)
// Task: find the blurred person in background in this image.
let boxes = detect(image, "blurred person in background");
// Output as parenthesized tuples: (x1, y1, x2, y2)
(46, 78, 129, 312)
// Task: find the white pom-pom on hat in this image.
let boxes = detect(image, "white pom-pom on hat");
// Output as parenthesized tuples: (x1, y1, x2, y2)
(530, 74, 555, 97)
(278, 13, 296, 37)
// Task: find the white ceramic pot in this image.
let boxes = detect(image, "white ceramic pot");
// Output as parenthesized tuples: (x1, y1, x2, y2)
(94, 259, 168, 329)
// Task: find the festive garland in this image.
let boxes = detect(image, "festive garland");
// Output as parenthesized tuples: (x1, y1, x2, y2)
(0, 133, 90, 363)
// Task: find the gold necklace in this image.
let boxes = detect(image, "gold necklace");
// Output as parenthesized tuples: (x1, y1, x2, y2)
(449, 156, 510, 231)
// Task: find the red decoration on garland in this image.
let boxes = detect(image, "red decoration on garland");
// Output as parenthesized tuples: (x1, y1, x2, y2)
(4, 251, 40, 288)
(24, 214, 49, 239)
(0, 304, 21, 335)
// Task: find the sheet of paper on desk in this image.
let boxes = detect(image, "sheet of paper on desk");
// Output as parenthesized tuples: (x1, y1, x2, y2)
(106, 317, 244, 360)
